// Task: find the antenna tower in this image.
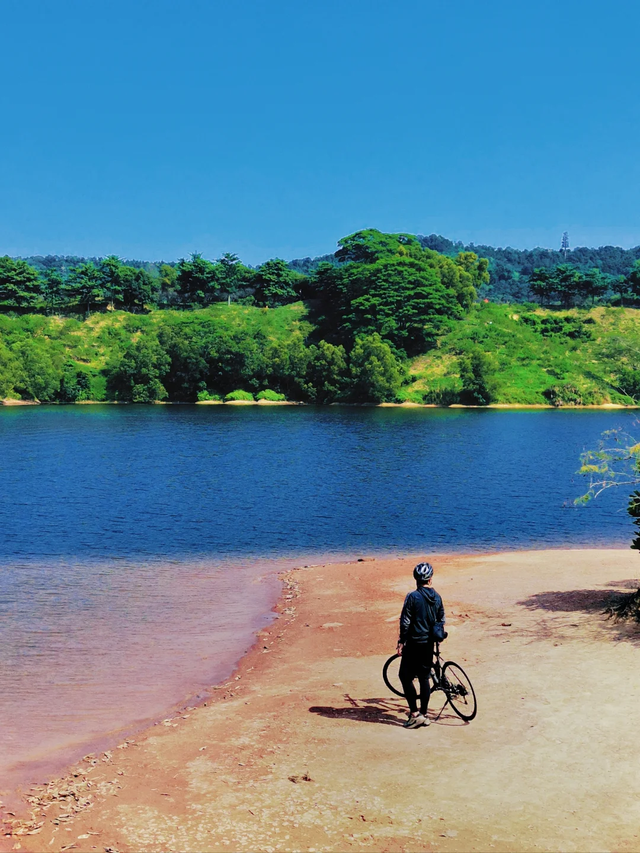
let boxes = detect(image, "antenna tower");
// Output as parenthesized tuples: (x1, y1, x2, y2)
(561, 231, 569, 259)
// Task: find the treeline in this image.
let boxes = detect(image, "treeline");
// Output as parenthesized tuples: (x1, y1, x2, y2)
(418, 234, 640, 303)
(6, 231, 640, 316)
(0, 230, 490, 404)
(0, 253, 305, 315)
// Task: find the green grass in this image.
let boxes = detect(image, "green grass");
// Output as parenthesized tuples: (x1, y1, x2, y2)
(404, 303, 640, 405)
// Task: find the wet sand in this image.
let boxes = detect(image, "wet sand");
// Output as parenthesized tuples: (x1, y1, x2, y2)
(4, 549, 640, 853)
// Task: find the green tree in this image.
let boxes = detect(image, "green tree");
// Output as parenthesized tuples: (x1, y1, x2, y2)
(176, 253, 220, 306)
(459, 350, 496, 405)
(625, 260, 640, 303)
(0, 342, 20, 398)
(336, 229, 420, 264)
(305, 340, 348, 403)
(11, 339, 61, 401)
(66, 262, 107, 315)
(0, 257, 42, 309)
(40, 268, 66, 315)
(263, 334, 311, 399)
(254, 258, 299, 307)
(106, 337, 170, 402)
(349, 333, 405, 403)
(339, 255, 461, 354)
(215, 253, 248, 303)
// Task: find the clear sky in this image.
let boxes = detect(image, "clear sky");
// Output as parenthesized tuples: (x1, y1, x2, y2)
(1, 0, 638, 264)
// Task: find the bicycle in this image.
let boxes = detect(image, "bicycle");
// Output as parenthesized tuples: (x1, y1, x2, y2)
(382, 642, 477, 722)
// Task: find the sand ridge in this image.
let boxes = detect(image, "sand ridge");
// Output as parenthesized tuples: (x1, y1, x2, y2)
(3, 549, 640, 852)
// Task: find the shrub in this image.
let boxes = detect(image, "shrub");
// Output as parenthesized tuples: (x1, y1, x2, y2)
(197, 390, 222, 401)
(459, 350, 496, 405)
(224, 389, 254, 402)
(256, 389, 285, 401)
(542, 382, 603, 408)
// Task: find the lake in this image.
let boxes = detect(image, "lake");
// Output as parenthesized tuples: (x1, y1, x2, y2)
(0, 404, 637, 794)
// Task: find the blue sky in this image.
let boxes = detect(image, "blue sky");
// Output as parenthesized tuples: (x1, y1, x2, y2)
(1, 0, 638, 263)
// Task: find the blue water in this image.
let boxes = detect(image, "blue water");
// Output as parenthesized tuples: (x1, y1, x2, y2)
(0, 404, 637, 792)
(0, 405, 635, 560)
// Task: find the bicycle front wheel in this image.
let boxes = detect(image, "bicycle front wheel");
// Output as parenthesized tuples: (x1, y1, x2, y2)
(442, 661, 477, 721)
(382, 654, 405, 697)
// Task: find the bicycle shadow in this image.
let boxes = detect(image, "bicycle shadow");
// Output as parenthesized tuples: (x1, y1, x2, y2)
(309, 695, 466, 727)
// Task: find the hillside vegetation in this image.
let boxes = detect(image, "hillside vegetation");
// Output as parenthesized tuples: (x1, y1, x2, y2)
(3, 229, 640, 406)
(2, 301, 640, 407)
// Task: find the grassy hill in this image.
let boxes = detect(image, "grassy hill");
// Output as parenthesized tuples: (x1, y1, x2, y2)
(401, 302, 639, 406)
(2, 301, 640, 406)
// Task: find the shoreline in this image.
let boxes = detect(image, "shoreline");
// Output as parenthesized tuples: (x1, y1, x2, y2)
(3, 547, 640, 852)
(3, 398, 640, 410)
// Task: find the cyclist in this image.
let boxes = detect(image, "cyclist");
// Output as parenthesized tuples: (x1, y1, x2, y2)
(397, 561, 445, 728)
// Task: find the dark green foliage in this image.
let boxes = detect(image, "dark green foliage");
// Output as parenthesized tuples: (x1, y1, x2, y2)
(520, 313, 593, 340)
(613, 368, 640, 402)
(419, 234, 640, 303)
(253, 259, 300, 307)
(106, 337, 170, 402)
(11, 339, 61, 401)
(58, 363, 92, 402)
(349, 334, 405, 403)
(528, 265, 608, 308)
(339, 256, 460, 355)
(175, 253, 220, 306)
(313, 230, 483, 356)
(542, 382, 584, 407)
(0, 257, 42, 309)
(0, 341, 21, 398)
(459, 350, 496, 405)
(175, 253, 255, 306)
(305, 341, 349, 403)
(66, 262, 108, 314)
(336, 229, 420, 264)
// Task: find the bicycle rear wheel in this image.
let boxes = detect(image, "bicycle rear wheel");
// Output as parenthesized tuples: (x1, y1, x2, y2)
(442, 661, 477, 721)
(382, 654, 405, 697)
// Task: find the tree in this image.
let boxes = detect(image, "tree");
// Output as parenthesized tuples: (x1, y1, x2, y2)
(66, 262, 107, 315)
(40, 268, 66, 315)
(339, 255, 462, 355)
(349, 333, 405, 403)
(11, 339, 61, 401)
(577, 429, 640, 621)
(336, 229, 419, 264)
(106, 337, 170, 402)
(215, 253, 246, 302)
(253, 258, 299, 307)
(0, 257, 42, 309)
(175, 253, 219, 306)
(625, 260, 640, 303)
(305, 340, 348, 403)
(458, 349, 496, 405)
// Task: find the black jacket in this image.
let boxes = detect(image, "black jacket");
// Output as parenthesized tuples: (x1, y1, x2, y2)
(399, 586, 445, 644)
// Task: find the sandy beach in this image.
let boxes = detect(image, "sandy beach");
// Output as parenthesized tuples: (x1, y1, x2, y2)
(3, 549, 640, 853)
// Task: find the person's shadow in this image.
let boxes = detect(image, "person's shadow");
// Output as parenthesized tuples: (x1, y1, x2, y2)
(309, 694, 465, 726)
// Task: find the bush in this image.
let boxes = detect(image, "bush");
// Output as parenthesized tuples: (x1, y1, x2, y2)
(542, 382, 604, 407)
(196, 390, 221, 401)
(224, 389, 254, 402)
(459, 350, 496, 405)
(256, 389, 285, 401)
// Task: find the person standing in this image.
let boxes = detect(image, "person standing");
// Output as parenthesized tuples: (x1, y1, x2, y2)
(397, 561, 445, 728)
